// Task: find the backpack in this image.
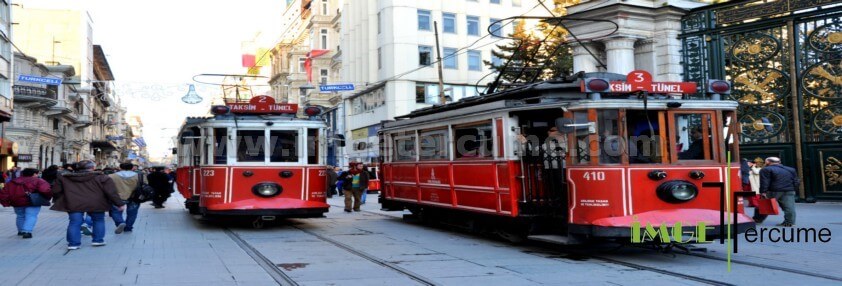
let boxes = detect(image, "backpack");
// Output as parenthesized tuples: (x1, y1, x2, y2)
(129, 173, 156, 203)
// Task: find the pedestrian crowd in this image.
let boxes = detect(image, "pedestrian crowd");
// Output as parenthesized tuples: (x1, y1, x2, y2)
(324, 163, 377, 213)
(0, 161, 176, 250)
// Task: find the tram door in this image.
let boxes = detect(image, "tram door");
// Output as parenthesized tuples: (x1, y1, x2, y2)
(514, 110, 567, 217)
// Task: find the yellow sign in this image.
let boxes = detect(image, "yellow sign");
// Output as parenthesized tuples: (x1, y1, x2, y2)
(352, 128, 369, 140)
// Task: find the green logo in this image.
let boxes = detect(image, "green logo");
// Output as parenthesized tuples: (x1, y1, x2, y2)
(630, 217, 714, 244)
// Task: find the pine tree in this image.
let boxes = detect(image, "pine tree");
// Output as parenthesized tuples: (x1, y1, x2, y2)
(485, 0, 578, 86)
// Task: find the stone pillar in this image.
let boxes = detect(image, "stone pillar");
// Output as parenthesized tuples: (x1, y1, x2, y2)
(571, 43, 601, 73)
(604, 38, 637, 75)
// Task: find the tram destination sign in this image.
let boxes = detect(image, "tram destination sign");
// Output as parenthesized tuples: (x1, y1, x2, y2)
(606, 81, 698, 94)
(226, 95, 298, 114)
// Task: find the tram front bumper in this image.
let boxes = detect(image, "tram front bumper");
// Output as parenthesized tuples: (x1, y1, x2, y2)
(569, 209, 755, 239)
(203, 198, 330, 217)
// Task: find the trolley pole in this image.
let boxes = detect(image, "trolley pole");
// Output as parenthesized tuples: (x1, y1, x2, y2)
(433, 21, 445, 105)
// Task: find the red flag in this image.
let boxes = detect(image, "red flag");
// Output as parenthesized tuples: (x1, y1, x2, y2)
(242, 54, 256, 68)
(305, 49, 330, 83)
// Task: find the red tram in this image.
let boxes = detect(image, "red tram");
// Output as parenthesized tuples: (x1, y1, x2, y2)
(175, 95, 330, 222)
(378, 72, 754, 242)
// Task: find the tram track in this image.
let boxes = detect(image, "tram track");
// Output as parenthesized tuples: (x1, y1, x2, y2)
(679, 251, 842, 282)
(224, 228, 299, 286)
(340, 203, 735, 285)
(225, 222, 438, 286)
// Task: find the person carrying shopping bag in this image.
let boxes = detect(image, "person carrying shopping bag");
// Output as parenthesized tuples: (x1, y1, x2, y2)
(0, 168, 53, 239)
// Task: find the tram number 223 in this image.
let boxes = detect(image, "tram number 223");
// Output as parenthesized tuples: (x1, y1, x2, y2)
(582, 171, 606, 181)
(202, 170, 215, 176)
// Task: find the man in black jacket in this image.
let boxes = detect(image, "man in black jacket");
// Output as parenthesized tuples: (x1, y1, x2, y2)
(147, 168, 172, 208)
(755, 157, 798, 226)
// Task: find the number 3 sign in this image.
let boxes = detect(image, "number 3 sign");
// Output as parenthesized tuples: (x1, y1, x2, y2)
(627, 70, 652, 92)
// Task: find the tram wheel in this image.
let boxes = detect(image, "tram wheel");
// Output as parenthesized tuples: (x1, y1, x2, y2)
(185, 201, 200, 215)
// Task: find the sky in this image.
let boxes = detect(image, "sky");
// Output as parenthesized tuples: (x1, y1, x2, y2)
(18, 0, 283, 162)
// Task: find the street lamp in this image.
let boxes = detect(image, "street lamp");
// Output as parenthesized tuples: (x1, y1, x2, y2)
(182, 84, 203, 104)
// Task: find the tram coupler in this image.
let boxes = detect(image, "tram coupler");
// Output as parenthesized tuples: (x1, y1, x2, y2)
(261, 216, 276, 221)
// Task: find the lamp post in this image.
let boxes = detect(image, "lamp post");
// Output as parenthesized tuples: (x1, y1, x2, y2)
(51, 37, 61, 65)
(299, 83, 315, 105)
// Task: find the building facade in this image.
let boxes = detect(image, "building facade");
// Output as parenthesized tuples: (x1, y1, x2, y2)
(0, 0, 15, 172)
(13, 6, 126, 168)
(340, 0, 545, 164)
(269, 0, 343, 107)
(8, 53, 87, 169)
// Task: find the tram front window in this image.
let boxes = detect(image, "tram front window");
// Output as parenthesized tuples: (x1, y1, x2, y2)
(627, 110, 664, 164)
(271, 130, 299, 162)
(675, 112, 715, 161)
(237, 130, 265, 162)
(598, 110, 621, 164)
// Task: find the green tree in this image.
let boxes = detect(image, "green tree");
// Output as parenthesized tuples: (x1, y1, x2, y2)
(485, 0, 577, 86)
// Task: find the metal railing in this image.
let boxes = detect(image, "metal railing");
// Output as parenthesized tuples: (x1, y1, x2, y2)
(13, 85, 57, 99)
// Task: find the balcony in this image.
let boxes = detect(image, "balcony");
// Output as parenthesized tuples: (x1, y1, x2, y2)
(74, 115, 92, 129)
(44, 101, 73, 118)
(13, 85, 58, 107)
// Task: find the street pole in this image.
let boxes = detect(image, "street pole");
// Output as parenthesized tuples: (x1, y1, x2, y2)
(433, 21, 445, 105)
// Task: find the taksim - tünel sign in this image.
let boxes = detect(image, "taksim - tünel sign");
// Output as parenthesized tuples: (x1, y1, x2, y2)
(226, 95, 298, 114)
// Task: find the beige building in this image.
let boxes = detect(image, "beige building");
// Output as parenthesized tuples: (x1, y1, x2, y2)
(268, 0, 342, 107)
(8, 53, 85, 169)
(13, 6, 126, 168)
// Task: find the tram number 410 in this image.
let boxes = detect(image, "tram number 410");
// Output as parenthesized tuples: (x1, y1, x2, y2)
(582, 171, 606, 181)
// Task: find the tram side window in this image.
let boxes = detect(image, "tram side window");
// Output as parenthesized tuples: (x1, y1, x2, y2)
(627, 110, 664, 164)
(270, 130, 299, 162)
(307, 129, 318, 164)
(394, 135, 417, 161)
(675, 113, 714, 161)
(454, 121, 493, 159)
(419, 129, 448, 160)
(213, 128, 227, 164)
(598, 110, 621, 164)
(237, 130, 265, 162)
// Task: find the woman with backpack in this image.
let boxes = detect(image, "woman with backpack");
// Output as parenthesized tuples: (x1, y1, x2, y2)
(0, 168, 52, 238)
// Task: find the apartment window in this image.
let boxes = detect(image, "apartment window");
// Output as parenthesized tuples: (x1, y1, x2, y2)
(418, 10, 431, 31)
(298, 58, 306, 73)
(491, 53, 503, 67)
(320, 29, 329, 50)
(320, 69, 329, 85)
(419, 46, 433, 66)
(490, 18, 503, 37)
(491, 0, 500, 4)
(321, 0, 329, 15)
(443, 48, 457, 69)
(377, 12, 382, 34)
(443, 13, 456, 34)
(468, 50, 481, 71)
(415, 84, 426, 103)
(377, 48, 382, 69)
(467, 16, 479, 36)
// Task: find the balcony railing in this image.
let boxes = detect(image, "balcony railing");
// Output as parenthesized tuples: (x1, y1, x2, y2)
(13, 85, 57, 100)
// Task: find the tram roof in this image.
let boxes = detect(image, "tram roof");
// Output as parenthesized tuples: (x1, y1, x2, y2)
(383, 73, 738, 131)
(179, 114, 326, 130)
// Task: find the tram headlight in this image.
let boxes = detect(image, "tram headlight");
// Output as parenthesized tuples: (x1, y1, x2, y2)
(252, 182, 282, 198)
(656, 180, 698, 203)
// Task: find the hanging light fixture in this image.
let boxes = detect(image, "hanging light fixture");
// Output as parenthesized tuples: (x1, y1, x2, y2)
(181, 84, 203, 104)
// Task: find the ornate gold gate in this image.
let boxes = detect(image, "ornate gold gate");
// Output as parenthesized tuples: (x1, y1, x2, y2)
(681, 0, 842, 201)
